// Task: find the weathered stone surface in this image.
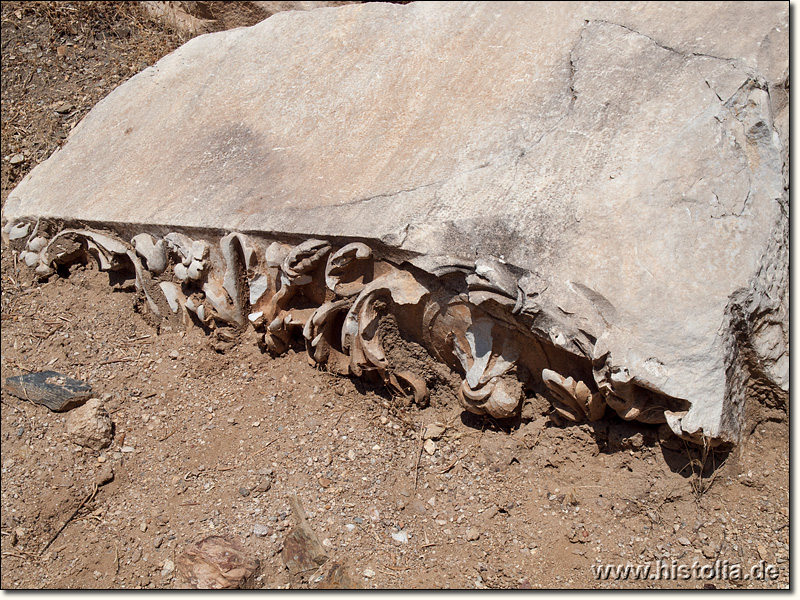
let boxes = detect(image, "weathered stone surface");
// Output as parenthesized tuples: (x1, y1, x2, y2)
(176, 535, 259, 589)
(66, 398, 113, 450)
(1, 2, 788, 445)
(4, 371, 92, 412)
(282, 494, 329, 576)
(311, 559, 361, 589)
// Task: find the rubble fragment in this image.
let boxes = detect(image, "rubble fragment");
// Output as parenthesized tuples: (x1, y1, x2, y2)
(176, 535, 259, 589)
(4, 371, 92, 412)
(66, 398, 113, 450)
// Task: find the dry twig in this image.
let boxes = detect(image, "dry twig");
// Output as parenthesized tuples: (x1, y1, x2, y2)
(249, 438, 277, 459)
(413, 424, 424, 490)
(39, 482, 99, 555)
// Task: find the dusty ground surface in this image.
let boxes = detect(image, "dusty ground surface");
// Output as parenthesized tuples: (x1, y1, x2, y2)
(0, 1, 790, 590)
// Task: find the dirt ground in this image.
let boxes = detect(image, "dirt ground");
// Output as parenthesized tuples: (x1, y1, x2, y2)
(0, 1, 790, 590)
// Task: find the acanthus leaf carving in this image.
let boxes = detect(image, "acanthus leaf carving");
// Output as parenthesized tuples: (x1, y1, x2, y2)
(1, 220, 703, 445)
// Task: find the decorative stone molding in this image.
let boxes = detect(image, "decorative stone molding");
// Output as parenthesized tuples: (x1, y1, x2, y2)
(3, 221, 706, 443)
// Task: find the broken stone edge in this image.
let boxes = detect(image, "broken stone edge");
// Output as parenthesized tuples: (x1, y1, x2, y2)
(3, 212, 785, 448)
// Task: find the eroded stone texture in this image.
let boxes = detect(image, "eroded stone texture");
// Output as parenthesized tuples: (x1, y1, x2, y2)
(1, 2, 789, 445)
(66, 398, 113, 450)
(177, 535, 259, 589)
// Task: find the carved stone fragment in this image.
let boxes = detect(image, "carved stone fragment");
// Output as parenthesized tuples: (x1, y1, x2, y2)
(1, 2, 788, 447)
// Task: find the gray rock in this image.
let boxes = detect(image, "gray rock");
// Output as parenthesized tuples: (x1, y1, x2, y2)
(2, 2, 788, 445)
(66, 398, 113, 450)
(5, 371, 92, 412)
(466, 527, 481, 542)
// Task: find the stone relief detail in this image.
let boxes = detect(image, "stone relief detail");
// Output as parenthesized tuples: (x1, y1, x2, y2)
(542, 368, 605, 423)
(3, 220, 703, 443)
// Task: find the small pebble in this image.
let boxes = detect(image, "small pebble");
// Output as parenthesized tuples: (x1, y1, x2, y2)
(239, 487, 250, 497)
(363, 569, 375, 579)
(153, 535, 163, 549)
(466, 527, 481, 541)
(391, 530, 409, 544)
(677, 537, 692, 546)
(423, 423, 446, 440)
(253, 524, 270, 537)
(253, 480, 272, 493)
(161, 559, 174, 577)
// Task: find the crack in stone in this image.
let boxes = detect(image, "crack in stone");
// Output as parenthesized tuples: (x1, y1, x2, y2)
(333, 161, 494, 210)
(515, 29, 584, 161)
(591, 19, 742, 65)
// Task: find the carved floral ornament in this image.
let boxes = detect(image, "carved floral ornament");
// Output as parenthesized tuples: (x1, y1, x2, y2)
(3, 221, 697, 443)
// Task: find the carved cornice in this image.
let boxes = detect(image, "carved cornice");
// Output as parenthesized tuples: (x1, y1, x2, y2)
(3, 221, 705, 445)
